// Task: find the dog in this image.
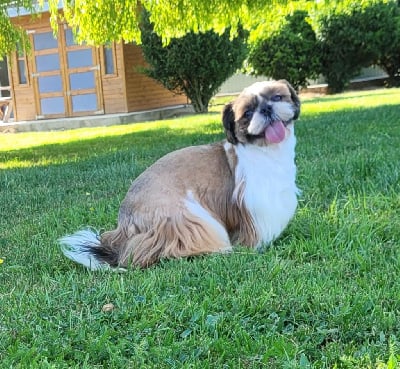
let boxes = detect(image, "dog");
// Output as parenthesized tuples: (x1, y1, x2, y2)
(60, 80, 301, 270)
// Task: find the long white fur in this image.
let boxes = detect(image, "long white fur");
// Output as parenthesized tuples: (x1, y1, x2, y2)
(273, 101, 296, 122)
(59, 229, 109, 271)
(185, 191, 233, 252)
(247, 110, 267, 136)
(229, 124, 299, 247)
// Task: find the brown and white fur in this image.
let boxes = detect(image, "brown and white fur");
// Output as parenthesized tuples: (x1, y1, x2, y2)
(60, 80, 301, 270)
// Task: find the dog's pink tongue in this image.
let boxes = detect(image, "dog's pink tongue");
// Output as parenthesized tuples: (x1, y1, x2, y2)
(265, 120, 286, 144)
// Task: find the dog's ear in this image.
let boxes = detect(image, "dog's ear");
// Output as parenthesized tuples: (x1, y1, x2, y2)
(279, 79, 301, 120)
(222, 102, 238, 144)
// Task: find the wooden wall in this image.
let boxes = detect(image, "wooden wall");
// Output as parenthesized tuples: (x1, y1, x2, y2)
(100, 43, 128, 114)
(11, 85, 35, 121)
(123, 44, 187, 112)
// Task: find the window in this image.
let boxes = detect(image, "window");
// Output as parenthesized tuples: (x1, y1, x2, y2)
(103, 44, 116, 75)
(65, 28, 76, 47)
(35, 54, 60, 72)
(33, 32, 58, 50)
(40, 97, 65, 115)
(69, 71, 95, 90)
(16, 44, 28, 85)
(67, 49, 93, 69)
(65, 28, 86, 47)
(0, 57, 11, 97)
(71, 94, 97, 112)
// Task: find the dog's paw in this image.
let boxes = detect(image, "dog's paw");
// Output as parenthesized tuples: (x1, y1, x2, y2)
(218, 245, 233, 254)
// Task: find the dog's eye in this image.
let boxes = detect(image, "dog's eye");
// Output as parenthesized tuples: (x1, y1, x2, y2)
(244, 110, 253, 119)
(271, 95, 282, 102)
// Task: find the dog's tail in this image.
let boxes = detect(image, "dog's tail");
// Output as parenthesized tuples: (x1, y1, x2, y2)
(59, 229, 119, 271)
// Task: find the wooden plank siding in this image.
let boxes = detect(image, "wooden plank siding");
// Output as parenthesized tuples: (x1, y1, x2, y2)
(123, 43, 187, 112)
(100, 43, 128, 114)
(10, 87, 34, 121)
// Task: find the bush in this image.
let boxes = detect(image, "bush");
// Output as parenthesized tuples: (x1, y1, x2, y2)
(370, 1, 400, 87)
(139, 12, 248, 113)
(247, 11, 321, 91)
(315, 1, 400, 92)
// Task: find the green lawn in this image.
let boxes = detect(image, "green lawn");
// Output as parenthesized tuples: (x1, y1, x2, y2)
(1, 88, 400, 368)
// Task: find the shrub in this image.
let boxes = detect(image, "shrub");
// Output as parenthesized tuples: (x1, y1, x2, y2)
(139, 12, 248, 113)
(370, 1, 400, 87)
(247, 11, 321, 91)
(315, 1, 400, 92)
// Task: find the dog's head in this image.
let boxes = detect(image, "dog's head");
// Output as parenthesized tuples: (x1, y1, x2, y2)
(222, 80, 300, 146)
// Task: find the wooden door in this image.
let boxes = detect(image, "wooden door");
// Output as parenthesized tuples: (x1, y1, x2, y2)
(31, 27, 103, 119)
(31, 29, 66, 119)
(62, 27, 104, 117)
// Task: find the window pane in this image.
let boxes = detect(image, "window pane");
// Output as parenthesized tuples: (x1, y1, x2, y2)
(67, 49, 93, 69)
(41, 97, 65, 115)
(104, 47, 115, 74)
(18, 60, 27, 84)
(38, 75, 62, 93)
(0, 57, 10, 94)
(69, 71, 95, 90)
(0, 90, 11, 98)
(65, 29, 86, 47)
(33, 32, 58, 51)
(65, 29, 76, 47)
(36, 54, 60, 72)
(72, 94, 97, 112)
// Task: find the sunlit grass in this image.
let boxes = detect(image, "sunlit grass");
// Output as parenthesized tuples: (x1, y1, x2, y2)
(301, 88, 400, 115)
(0, 114, 221, 169)
(0, 114, 220, 153)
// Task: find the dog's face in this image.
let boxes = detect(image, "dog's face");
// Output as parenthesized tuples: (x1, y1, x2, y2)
(222, 80, 300, 146)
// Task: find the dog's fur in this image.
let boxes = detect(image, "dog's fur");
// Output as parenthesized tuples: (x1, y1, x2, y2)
(60, 80, 301, 270)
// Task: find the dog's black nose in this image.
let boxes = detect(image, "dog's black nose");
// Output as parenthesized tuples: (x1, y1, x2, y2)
(260, 104, 273, 116)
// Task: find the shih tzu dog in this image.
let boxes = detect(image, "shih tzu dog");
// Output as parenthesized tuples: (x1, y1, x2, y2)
(60, 80, 301, 270)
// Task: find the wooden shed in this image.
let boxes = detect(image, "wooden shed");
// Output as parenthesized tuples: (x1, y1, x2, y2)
(2, 11, 187, 123)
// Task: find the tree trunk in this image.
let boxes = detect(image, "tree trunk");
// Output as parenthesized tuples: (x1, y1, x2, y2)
(185, 84, 209, 113)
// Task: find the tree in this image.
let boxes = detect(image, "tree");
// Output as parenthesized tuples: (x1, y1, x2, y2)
(140, 12, 248, 113)
(314, 0, 399, 92)
(0, 0, 33, 57)
(247, 10, 321, 91)
(370, 1, 400, 87)
(45, 0, 279, 45)
(2, 0, 389, 55)
(0, 0, 290, 56)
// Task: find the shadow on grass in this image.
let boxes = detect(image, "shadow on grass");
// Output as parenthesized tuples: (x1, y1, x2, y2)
(0, 122, 225, 168)
(0, 122, 224, 228)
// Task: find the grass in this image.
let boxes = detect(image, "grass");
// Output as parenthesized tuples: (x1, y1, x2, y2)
(1, 88, 400, 368)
